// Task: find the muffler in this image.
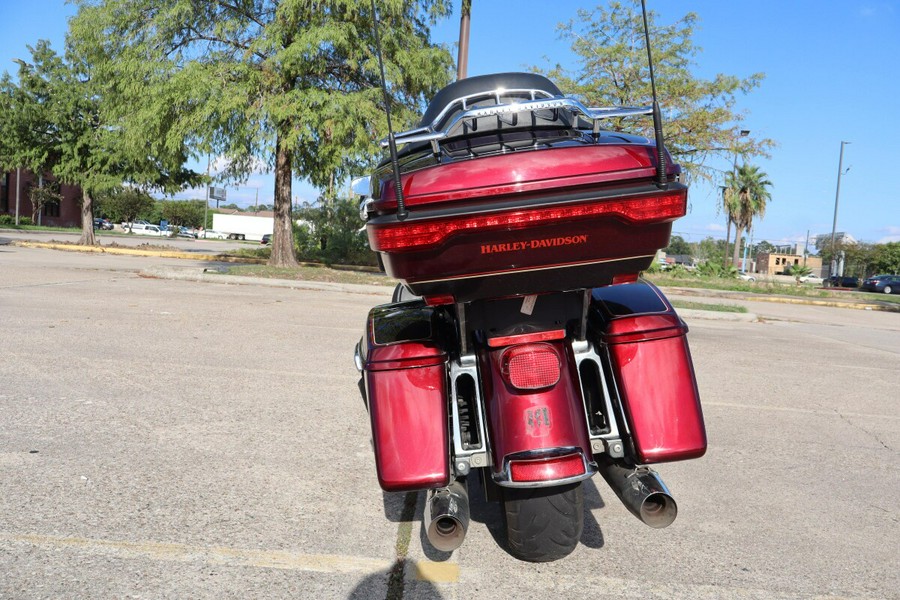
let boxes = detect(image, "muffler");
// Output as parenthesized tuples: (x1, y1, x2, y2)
(597, 456, 677, 529)
(424, 480, 470, 552)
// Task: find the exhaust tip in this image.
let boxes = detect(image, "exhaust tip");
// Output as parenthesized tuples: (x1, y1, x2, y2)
(640, 492, 677, 528)
(426, 516, 466, 552)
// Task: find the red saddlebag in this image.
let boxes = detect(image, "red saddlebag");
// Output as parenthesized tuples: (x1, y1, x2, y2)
(362, 303, 450, 492)
(590, 280, 706, 464)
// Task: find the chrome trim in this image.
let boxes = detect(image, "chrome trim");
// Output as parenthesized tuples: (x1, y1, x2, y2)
(492, 446, 596, 488)
(572, 339, 624, 457)
(353, 341, 363, 374)
(597, 457, 677, 529)
(449, 354, 489, 475)
(381, 87, 651, 149)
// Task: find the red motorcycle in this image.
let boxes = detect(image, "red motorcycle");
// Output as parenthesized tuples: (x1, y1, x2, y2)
(354, 71, 706, 562)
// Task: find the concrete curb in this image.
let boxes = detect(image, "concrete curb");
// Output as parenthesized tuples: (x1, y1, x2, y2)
(675, 308, 758, 323)
(662, 285, 900, 313)
(140, 266, 395, 297)
(12, 240, 259, 263)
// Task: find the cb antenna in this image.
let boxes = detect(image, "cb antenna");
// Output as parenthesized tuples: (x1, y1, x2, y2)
(370, 0, 408, 221)
(640, 0, 668, 190)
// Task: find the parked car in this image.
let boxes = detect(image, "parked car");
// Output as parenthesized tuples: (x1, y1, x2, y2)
(826, 276, 859, 288)
(133, 224, 166, 236)
(738, 273, 756, 282)
(860, 274, 900, 294)
(93, 218, 114, 230)
(799, 274, 824, 285)
(122, 219, 151, 230)
(261, 234, 271, 245)
(198, 229, 228, 239)
(177, 226, 197, 239)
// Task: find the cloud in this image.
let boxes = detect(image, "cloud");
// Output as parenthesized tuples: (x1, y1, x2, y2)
(705, 223, 726, 232)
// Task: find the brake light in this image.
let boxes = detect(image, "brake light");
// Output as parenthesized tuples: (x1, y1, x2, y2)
(509, 453, 586, 483)
(501, 344, 560, 390)
(369, 188, 687, 252)
(612, 273, 640, 285)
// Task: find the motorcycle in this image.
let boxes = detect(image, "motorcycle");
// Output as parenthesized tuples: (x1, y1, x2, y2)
(353, 70, 706, 562)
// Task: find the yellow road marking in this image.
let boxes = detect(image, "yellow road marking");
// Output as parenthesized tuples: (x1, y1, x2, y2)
(412, 560, 460, 583)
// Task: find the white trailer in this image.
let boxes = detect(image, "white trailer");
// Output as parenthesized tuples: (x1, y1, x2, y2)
(211, 213, 274, 242)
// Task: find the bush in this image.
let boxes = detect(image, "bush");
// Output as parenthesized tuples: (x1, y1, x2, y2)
(293, 197, 378, 267)
(0, 215, 33, 226)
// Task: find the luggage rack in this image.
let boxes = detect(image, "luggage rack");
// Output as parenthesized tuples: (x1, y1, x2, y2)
(382, 87, 653, 154)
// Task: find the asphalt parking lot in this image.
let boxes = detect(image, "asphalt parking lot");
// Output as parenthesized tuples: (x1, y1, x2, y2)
(1, 245, 898, 599)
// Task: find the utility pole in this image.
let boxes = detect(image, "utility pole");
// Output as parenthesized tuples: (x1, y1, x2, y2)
(457, 0, 471, 80)
(14, 167, 21, 225)
(829, 141, 850, 275)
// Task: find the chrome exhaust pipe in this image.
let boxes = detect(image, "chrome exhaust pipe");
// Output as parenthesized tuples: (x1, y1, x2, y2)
(424, 480, 469, 552)
(597, 457, 677, 529)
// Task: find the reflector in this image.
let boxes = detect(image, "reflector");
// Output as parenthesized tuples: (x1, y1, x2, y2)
(501, 344, 560, 390)
(509, 453, 585, 483)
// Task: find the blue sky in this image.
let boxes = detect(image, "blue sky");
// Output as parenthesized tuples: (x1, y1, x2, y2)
(2, 1, 898, 246)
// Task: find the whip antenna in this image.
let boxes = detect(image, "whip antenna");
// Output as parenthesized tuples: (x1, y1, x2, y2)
(370, 0, 408, 220)
(640, 0, 668, 190)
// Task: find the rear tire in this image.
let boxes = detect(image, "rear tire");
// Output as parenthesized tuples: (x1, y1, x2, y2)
(884, 286, 892, 294)
(502, 482, 583, 562)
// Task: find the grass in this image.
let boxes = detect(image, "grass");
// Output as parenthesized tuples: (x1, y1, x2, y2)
(225, 263, 394, 286)
(670, 300, 749, 313)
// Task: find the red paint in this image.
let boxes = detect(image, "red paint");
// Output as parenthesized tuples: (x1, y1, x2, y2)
(363, 310, 450, 492)
(480, 341, 592, 480)
(487, 328, 566, 348)
(594, 282, 707, 464)
(375, 144, 677, 210)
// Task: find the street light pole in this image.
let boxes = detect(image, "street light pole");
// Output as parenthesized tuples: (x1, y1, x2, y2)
(829, 141, 850, 275)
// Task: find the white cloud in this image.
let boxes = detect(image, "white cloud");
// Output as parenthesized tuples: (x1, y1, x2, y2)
(706, 223, 726, 232)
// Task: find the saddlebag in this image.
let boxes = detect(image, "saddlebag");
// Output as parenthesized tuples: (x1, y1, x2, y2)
(361, 302, 450, 492)
(590, 280, 707, 464)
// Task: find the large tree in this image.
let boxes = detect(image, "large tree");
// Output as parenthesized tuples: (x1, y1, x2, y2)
(70, 0, 454, 266)
(538, 1, 774, 184)
(0, 40, 197, 244)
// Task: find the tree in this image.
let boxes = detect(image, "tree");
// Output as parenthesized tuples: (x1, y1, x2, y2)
(871, 242, 900, 275)
(70, 0, 454, 266)
(725, 164, 772, 269)
(664, 234, 691, 256)
(27, 179, 63, 225)
(0, 40, 198, 245)
(95, 187, 155, 230)
(538, 1, 774, 184)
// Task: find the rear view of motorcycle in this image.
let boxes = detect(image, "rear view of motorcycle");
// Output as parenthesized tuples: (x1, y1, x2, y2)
(354, 3, 706, 562)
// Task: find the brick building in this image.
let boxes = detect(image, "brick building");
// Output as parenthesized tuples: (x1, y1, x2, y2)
(1, 169, 83, 227)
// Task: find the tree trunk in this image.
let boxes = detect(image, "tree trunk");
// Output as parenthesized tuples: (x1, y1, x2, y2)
(723, 218, 732, 268)
(269, 132, 299, 267)
(732, 225, 743, 270)
(78, 189, 97, 246)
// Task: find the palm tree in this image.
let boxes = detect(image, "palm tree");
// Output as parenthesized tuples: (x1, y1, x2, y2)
(725, 164, 773, 269)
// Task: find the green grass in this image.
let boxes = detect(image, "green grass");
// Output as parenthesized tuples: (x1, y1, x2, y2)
(670, 300, 749, 313)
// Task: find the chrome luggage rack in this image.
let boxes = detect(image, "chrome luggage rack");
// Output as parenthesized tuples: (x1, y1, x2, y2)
(381, 87, 652, 153)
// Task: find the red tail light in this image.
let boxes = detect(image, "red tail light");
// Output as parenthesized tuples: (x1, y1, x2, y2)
(370, 188, 687, 252)
(509, 453, 586, 483)
(501, 344, 560, 390)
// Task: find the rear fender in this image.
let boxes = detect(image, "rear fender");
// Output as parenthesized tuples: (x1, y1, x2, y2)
(479, 339, 594, 487)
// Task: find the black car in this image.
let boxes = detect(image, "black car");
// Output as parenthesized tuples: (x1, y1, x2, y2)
(261, 233, 271, 245)
(93, 217, 114, 230)
(860, 274, 900, 294)
(826, 275, 859, 288)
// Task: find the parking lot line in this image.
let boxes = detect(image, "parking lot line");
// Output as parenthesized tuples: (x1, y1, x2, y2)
(0, 533, 394, 575)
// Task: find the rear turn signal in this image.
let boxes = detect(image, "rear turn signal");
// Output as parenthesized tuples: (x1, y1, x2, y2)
(501, 344, 561, 390)
(509, 453, 586, 483)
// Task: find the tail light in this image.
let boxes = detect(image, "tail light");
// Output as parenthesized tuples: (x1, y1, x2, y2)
(501, 343, 560, 390)
(509, 453, 586, 483)
(369, 188, 687, 252)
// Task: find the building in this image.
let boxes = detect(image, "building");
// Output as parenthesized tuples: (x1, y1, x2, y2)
(0, 169, 83, 228)
(756, 252, 823, 276)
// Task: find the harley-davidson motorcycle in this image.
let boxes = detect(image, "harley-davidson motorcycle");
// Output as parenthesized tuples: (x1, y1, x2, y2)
(353, 68, 706, 562)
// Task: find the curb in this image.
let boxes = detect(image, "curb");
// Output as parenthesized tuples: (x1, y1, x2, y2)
(662, 285, 900, 313)
(140, 266, 395, 297)
(12, 240, 263, 264)
(676, 308, 758, 323)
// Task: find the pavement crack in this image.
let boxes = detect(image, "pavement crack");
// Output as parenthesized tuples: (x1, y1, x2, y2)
(834, 409, 895, 453)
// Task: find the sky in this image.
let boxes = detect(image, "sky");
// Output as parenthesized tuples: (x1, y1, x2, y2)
(2, 1, 898, 247)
